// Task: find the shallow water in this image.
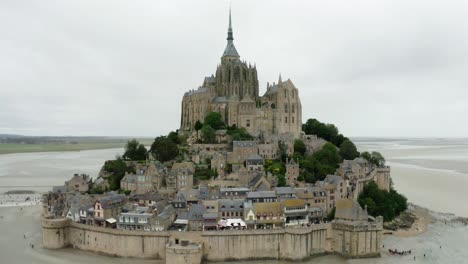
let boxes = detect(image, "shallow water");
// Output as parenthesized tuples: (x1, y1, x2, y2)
(355, 138, 468, 217)
(0, 148, 123, 194)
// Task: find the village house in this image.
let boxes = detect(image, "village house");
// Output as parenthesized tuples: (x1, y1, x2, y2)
(245, 154, 264, 171)
(317, 175, 347, 211)
(117, 206, 154, 231)
(229, 141, 257, 164)
(336, 158, 373, 180)
(65, 194, 93, 223)
(79, 204, 94, 225)
(172, 189, 200, 211)
(248, 173, 273, 191)
(171, 162, 195, 190)
(93, 193, 126, 226)
(186, 204, 205, 231)
(65, 174, 91, 193)
(130, 192, 164, 207)
(220, 187, 250, 199)
(257, 143, 279, 160)
(252, 202, 284, 229)
(219, 199, 244, 219)
(295, 187, 327, 220)
(275, 186, 297, 201)
(148, 161, 168, 190)
(120, 170, 153, 195)
(282, 199, 308, 226)
(153, 204, 176, 231)
(246, 191, 277, 203)
(201, 199, 219, 231)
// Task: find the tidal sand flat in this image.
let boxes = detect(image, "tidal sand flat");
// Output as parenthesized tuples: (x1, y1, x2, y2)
(355, 138, 468, 217)
(0, 205, 160, 264)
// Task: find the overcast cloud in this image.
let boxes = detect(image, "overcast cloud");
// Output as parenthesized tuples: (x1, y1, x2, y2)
(1, 0, 467, 137)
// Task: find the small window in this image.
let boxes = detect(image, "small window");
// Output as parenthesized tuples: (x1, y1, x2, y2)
(285, 117, 288, 123)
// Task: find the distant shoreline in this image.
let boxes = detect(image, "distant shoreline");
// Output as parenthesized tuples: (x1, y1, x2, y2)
(0, 138, 153, 155)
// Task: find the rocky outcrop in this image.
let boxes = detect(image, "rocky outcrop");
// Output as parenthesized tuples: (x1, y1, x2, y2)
(384, 211, 416, 231)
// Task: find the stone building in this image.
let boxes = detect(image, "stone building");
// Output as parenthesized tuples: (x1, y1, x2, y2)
(170, 162, 195, 190)
(300, 134, 327, 154)
(282, 199, 308, 226)
(93, 193, 126, 226)
(285, 158, 299, 186)
(257, 143, 279, 160)
(210, 153, 227, 178)
(332, 199, 383, 258)
(245, 153, 264, 171)
(317, 175, 347, 211)
(180, 10, 302, 139)
(120, 172, 153, 194)
(229, 141, 257, 164)
(65, 174, 91, 193)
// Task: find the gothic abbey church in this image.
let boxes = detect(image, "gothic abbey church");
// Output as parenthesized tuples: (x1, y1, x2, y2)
(180, 11, 302, 138)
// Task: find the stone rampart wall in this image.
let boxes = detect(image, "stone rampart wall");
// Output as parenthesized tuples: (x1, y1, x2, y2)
(42, 218, 380, 262)
(42, 218, 332, 262)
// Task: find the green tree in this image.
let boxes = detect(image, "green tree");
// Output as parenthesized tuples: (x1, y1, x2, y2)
(193, 167, 217, 180)
(149, 136, 179, 162)
(358, 181, 407, 221)
(123, 139, 147, 160)
(194, 120, 203, 141)
(277, 174, 287, 187)
(227, 126, 253, 140)
(294, 139, 306, 156)
(204, 112, 225, 130)
(360, 151, 386, 167)
(167, 131, 180, 145)
(360, 151, 372, 162)
(302, 118, 347, 147)
(371, 151, 386, 167)
(201, 124, 216, 143)
(339, 139, 360, 160)
(300, 142, 341, 183)
(104, 157, 135, 191)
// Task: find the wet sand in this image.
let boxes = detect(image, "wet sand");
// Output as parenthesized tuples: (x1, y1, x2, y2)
(0, 205, 160, 264)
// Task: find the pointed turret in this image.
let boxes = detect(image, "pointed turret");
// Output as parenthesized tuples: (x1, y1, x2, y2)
(222, 8, 240, 59)
(227, 7, 233, 41)
(278, 73, 282, 84)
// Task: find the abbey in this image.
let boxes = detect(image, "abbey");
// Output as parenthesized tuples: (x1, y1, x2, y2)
(180, 11, 302, 138)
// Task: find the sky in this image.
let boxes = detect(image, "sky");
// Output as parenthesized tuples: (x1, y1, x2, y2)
(1, 0, 467, 138)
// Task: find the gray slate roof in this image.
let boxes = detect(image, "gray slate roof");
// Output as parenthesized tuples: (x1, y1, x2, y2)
(233, 141, 256, 148)
(219, 199, 244, 212)
(222, 42, 239, 57)
(99, 194, 126, 209)
(247, 191, 276, 199)
(275, 187, 296, 195)
(188, 204, 205, 221)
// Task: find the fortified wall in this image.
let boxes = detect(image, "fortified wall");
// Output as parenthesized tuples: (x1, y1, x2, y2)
(42, 199, 382, 264)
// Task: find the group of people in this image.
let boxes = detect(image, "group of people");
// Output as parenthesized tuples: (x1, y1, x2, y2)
(388, 249, 412, 255)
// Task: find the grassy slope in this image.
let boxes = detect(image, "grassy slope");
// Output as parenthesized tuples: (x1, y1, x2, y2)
(0, 138, 154, 155)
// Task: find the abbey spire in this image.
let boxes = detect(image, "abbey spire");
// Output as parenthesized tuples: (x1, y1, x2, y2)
(222, 8, 240, 59)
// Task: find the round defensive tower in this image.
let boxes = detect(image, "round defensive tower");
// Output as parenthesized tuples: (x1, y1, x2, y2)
(41, 216, 71, 249)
